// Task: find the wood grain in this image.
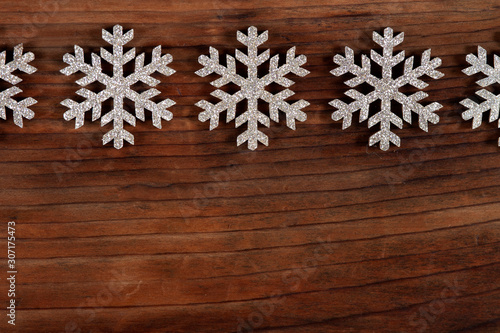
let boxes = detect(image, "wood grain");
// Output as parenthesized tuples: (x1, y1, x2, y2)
(0, 0, 499, 332)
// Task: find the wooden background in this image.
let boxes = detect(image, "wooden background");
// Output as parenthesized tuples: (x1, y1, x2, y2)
(0, 0, 499, 332)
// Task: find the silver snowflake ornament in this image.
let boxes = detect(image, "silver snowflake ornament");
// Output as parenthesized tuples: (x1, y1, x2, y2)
(460, 46, 500, 146)
(196, 26, 310, 150)
(330, 27, 444, 151)
(0, 44, 37, 128)
(61, 25, 176, 149)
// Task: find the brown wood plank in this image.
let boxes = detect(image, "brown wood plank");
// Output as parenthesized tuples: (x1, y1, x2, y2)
(0, 0, 499, 332)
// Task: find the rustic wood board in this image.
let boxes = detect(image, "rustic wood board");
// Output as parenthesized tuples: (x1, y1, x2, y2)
(0, 0, 499, 332)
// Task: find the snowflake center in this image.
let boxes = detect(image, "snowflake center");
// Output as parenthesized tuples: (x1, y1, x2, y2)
(241, 78, 263, 100)
(107, 77, 128, 97)
(377, 78, 398, 99)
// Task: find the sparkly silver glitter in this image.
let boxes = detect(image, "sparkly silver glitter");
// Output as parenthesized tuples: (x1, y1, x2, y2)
(61, 25, 176, 149)
(195, 26, 310, 150)
(0, 44, 37, 128)
(460, 46, 500, 146)
(330, 27, 444, 151)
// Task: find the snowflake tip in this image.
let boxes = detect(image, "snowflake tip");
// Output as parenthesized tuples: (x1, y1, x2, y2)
(373, 27, 404, 48)
(237, 26, 268, 47)
(494, 54, 500, 69)
(103, 128, 134, 149)
(102, 25, 134, 47)
(237, 129, 268, 150)
(478, 45, 487, 60)
(14, 45, 36, 75)
(369, 130, 401, 151)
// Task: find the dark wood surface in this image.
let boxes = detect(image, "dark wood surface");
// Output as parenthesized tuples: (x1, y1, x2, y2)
(0, 0, 499, 332)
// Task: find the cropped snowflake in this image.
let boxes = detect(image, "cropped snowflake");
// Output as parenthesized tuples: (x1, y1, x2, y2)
(330, 27, 444, 151)
(460, 46, 500, 146)
(0, 44, 37, 128)
(61, 25, 175, 149)
(196, 26, 310, 150)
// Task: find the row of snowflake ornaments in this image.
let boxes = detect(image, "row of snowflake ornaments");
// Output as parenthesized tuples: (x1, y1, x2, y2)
(1, 25, 498, 151)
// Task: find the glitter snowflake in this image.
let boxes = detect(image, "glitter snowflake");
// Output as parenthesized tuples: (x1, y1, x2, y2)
(0, 44, 37, 128)
(460, 46, 500, 146)
(61, 25, 175, 149)
(330, 27, 444, 151)
(195, 26, 310, 150)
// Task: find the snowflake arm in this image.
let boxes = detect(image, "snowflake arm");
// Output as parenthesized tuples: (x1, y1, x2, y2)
(61, 88, 112, 128)
(61, 25, 176, 149)
(463, 46, 500, 87)
(126, 88, 174, 128)
(196, 26, 310, 150)
(196, 90, 245, 130)
(260, 47, 310, 129)
(126, 46, 176, 128)
(395, 91, 441, 131)
(61, 47, 110, 128)
(396, 50, 443, 131)
(0, 87, 36, 127)
(0, 44, 37, 84)
(396, 49, 444, 89)
(61, 47, 107, 86)
(460, 46, 500, 145)
(0, 44, 37, 128)
(329, 47, 379, 128)
(127, 46, 175, 86)
(461, 90, 500, 129)
(195, 47, 245, 128)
